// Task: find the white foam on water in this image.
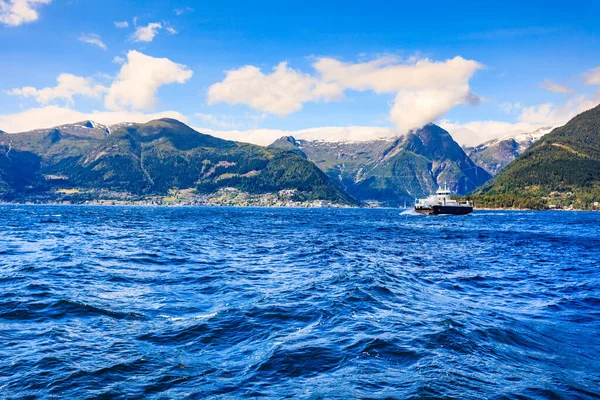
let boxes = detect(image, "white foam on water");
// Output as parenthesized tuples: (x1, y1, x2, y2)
(157, 312, 218, 322)
(400, 209, 418, 215)
(193, 312, 218, 320)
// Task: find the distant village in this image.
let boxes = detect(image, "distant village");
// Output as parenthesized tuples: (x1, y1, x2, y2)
(5, 187, 347, 208)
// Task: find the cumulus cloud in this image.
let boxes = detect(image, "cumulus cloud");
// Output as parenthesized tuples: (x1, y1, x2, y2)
(313, 56, 479, 93)
(78, 33, 107, 50)
(6, 51, 192, 113)
(105, 50, 193, 111)
(315, 56, 482, 133)
(114, 20, 129, 28)
(539, 79, 573, 94)
(584, 67, 600, 86)
(208, 62, 344, 116)
(131, 22, 163, 42)
(0, 105, 188, 133)
(208, 56, 482, 134)
(7, 73, 107, 105)
(390, 88, 478, 133)
(0, 0, 51, 26)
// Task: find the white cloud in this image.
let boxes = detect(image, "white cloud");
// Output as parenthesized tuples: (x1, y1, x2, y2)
(114, 20, 129, 28)
(105, 50, 193, 111)
(441, 91, 600, 146)
(314, 56, 482, 133)
(208, 62, 344, 117)
(438, 63, 600, 146)
(539, 79, 573, 94)
(0, 0, 51, 26)
(313, 56, 479, 94)
(131, 22, 163, 42)
(584, 67, 600, 86)
(5, 51, 192, 114)
(208, 56, 482, 134)
(389, 88, 477, 134)
(7, 73, 107, 105)
(78, 33, 107, 50)
(165, 26, 177, 35)
(198, 126, 397, 146)
(0, 105, 188, 133)
(519, 94, 599, 125)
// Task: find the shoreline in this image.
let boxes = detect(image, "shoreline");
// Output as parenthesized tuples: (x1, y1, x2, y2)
(0, 202, 597, 212)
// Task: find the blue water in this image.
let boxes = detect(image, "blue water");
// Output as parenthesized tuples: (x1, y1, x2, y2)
(1, 206, 599, 399)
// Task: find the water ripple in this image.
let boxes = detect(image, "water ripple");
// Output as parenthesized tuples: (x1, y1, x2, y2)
(1, 206, 599, 398)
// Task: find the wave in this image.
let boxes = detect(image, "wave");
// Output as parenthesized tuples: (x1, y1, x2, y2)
(2, 205, 600, 398)
(0, 299, 146, 321)
(157, 312, 219, 322)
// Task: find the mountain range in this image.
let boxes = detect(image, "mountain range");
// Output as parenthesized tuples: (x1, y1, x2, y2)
(3, 105, 598, 209)
(270, 124, 492, 206)
(0, 119, 355, 205)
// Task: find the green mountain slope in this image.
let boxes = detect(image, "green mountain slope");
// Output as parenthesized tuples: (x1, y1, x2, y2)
(1, 121, 109, 165)
(477, 103, 600, 209)
(270, 124, 491, 206)
(0, 119, 356, 205)
(0, 146, 43, 195)
(0, 122, 106, 197)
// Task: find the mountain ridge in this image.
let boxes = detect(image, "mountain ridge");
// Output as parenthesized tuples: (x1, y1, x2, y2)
(0, 119, 356, 205)
(270, 124, 491, 206)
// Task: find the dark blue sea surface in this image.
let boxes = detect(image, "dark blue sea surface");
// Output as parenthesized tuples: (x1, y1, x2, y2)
(1, 206, 599, 399)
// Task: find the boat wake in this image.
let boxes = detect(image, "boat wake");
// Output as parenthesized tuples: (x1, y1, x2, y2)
(400, 208, 418, 215)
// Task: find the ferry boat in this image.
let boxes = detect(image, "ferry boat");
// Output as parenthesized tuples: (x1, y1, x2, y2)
(415, 185, 473, 215)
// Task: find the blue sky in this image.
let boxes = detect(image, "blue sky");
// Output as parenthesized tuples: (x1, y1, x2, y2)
(1, 0, 599, 145)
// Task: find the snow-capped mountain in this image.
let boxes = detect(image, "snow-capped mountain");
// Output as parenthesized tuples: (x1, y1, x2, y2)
(270, 124, 491, 206)
(465, 126, 554, 175)
(11, 120, 111, 139)
(473, 126, 554, 152)
(108, 122, 137, 134)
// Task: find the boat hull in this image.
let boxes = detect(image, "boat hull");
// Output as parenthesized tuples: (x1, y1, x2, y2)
(415, 205, 473, 215)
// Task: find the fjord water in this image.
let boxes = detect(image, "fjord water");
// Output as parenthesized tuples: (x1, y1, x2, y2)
(1, 206, 599, 399)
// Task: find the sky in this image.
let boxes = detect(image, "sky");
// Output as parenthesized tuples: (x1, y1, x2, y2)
(1, 0, 600, 146)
